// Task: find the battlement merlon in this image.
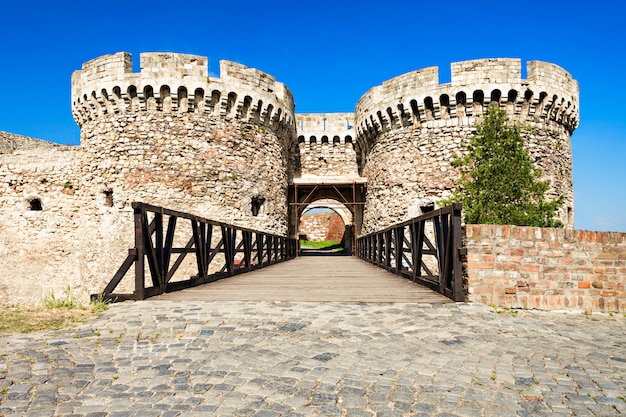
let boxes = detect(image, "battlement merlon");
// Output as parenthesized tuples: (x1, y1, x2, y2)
(72, 52, 133, 87)
(526, 60, 579, 98)
(355, 58, 579, 143)
(72, 52, 293, 102)
(295, 113, 356, 146)
(219, 61, 294, 110)
(450, 58, 522, 86)
(357, 67, 439, 111)
(71, 52, 296, 138)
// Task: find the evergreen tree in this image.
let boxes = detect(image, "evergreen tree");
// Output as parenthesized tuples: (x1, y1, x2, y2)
(446, 104, 564, 227)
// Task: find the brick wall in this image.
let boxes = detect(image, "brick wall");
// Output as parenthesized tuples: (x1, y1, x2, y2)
(299, 212, 344, 242)
(465, 225, 626, 312)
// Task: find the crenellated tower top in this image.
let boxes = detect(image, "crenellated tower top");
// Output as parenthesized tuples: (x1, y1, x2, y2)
(71, 52, 296, 143)
(355, 58, 579, 150)
(295, 113, 355, 145)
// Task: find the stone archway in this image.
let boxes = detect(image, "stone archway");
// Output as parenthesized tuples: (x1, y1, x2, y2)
(298, 199, 353, 252)
(301, 198, 353, 226)
(288, 179, 366, 255)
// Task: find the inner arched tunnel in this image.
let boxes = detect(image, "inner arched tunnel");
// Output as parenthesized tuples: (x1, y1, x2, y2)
(298, 199, 351, 255)
(288, 179, 366, 255)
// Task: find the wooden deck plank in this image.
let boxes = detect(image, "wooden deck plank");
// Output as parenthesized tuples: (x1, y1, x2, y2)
(154, 256, 451, 303)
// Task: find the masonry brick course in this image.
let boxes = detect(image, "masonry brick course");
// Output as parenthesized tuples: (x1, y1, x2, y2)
(465, 224, 626, 312)
(299, 212, 344, 242)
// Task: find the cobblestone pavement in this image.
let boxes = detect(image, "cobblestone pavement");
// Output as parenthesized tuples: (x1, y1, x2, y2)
(1, 301, 625, 416)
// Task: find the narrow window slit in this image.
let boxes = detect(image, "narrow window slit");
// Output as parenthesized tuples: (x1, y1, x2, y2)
(251, 196, 266, 217)
(29, 198, 42, 211)
(104, 190, 114, 207)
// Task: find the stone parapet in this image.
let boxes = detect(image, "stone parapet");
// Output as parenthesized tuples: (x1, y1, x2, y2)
(296, 113, 355, 145)
(355, 58, 578, 149)
(71, 52, 296, 144)
(292, 113, 360, 179)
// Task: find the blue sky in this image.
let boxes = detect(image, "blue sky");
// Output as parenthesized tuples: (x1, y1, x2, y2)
(1, 0, 624, 231)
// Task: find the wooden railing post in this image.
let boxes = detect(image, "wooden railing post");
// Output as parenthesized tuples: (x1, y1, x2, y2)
(133, 203, 146, 300)
(395, 226, 403, 274)
(451, 203, 465, 301)
(256, 232, 264, 266)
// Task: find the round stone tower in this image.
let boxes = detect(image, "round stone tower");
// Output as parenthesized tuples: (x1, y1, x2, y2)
(355, 58, 579, 233)
(72, 52, 296, 234)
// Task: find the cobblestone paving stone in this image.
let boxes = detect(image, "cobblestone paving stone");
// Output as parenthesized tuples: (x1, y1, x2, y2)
(1, 301, 625, 416)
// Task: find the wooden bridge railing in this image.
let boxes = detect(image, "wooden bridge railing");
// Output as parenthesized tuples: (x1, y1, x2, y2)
(356, 203, 466, 301)
(94, 202, 297, 302)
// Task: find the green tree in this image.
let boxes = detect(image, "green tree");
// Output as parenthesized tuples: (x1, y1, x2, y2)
(446, 104, 564, 227)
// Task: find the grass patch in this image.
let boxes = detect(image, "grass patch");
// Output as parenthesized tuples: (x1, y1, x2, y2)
(0, 290, 110, 334)
(299, 239, 342, 250)
(44, 285, 76, 309)
(0, 305, 105, 333)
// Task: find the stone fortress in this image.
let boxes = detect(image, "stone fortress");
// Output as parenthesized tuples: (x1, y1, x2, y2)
(0, 52, 579, 304)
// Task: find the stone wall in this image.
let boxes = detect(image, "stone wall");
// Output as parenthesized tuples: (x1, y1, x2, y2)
(0, 55, 584, 306)
(299, 211, 344, 242)
(465, 225, 626, 312)
(76, 115, 288, 233)
(356, 59, 578, 234)
(72, 52, 296, 234)
(0, 132, 63, 154)
(293, 113, 360, 179)
(0, 132, 132, 304)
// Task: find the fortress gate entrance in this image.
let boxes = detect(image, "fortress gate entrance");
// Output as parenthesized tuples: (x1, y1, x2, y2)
(288, 179, 366, 255)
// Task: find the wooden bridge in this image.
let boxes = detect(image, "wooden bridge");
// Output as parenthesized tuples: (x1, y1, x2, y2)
(154, 256, 450, 303)
(96, 202, 464, 303)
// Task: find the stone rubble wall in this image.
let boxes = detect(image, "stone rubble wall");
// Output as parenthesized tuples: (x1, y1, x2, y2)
(299, 212, 343, 242)
(355, 59, 578, 234)
(465, 224, 626, 313)
(72, 52, 295, 234)
(76, 115, 288, 233)
(292, 113, 360, 179)
(0, 133, 133, 304)
(0, 131, 64, 154)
